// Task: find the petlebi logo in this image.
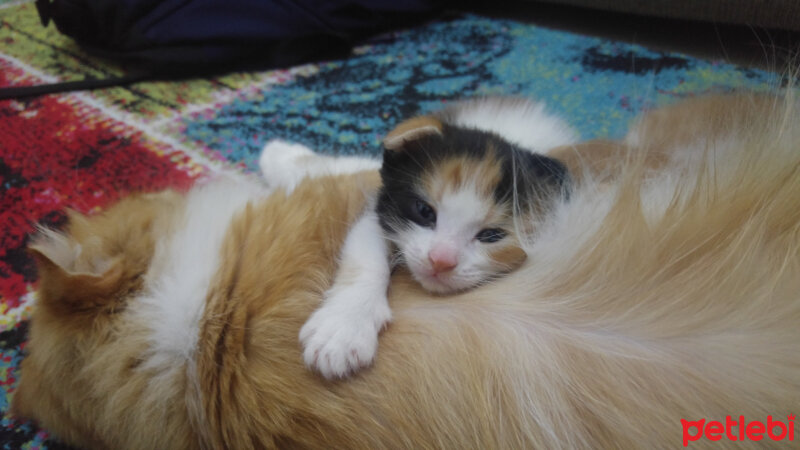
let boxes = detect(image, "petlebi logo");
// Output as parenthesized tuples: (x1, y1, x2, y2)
(682, 415, 796, 447)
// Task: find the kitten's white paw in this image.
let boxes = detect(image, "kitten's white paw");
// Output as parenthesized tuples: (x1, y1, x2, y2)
(299, 290, 391, 379)
(259, 139, 315, 187)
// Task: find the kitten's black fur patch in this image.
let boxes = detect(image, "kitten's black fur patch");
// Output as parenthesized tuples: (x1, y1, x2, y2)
(377, 124, 570, 234)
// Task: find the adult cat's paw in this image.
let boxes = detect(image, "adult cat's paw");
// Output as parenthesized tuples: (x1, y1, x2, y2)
(259, 139, 314, 188)
(299, 291, 391, 379)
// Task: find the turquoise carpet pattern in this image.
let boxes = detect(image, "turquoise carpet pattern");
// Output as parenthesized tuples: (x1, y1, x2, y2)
(180, 15, 775, 170)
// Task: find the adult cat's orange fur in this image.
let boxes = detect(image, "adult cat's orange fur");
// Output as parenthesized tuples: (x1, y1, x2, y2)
(13, 94, 800, 448)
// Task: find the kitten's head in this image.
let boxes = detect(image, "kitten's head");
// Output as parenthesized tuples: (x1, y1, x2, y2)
(377, 115, 569, 294)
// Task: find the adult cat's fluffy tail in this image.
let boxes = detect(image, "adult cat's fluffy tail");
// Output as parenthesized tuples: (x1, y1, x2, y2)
(389, 92, 800, 447)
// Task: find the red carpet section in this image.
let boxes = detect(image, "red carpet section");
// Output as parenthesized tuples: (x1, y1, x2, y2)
(0, 60, 204, 312)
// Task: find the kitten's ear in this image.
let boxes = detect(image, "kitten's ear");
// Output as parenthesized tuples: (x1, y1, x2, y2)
(383, 116, 443, 151)
(29, 229, 124, 316)
(524, 153, 571, 188)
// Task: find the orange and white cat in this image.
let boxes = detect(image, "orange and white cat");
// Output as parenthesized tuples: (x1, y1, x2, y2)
(13, 93, 800, 449)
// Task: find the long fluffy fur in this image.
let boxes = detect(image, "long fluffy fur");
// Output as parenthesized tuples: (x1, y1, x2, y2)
(13, 93, 800, 448)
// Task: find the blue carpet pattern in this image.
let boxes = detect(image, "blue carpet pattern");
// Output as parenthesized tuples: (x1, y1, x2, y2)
(181, 15, 775, 170)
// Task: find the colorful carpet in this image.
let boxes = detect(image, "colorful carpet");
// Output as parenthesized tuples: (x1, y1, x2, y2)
(0, 1, 780, 447)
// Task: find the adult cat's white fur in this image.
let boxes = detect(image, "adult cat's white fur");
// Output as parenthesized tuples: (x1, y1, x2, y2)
(133, 181, 267, 372)
(260, 98, 577, 378)
(259, 140, 380, 193)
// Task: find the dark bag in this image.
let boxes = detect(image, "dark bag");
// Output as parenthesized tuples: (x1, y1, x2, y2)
(2, 0, 441, 99)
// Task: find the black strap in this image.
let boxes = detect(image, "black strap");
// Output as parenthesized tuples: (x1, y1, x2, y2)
(0, 73, 152, 100)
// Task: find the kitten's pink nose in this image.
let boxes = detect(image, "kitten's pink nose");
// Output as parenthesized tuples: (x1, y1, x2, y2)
(428, 246, 458, 274)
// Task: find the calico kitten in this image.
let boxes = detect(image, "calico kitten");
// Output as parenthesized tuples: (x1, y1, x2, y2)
(377, 115, 570, 293)
(264, 98, 576, 378)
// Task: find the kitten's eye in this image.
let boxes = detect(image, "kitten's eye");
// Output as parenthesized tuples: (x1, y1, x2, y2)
(475, 228, 506, 243)
(412, 199, 437, 227)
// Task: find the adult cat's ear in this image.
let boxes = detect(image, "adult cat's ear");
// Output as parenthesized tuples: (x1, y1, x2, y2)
(383, 116, 443, 151)
(29, 228, 124, 317)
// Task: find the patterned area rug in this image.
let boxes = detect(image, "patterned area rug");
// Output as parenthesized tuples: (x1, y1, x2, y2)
(0, 1, 779, 447)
